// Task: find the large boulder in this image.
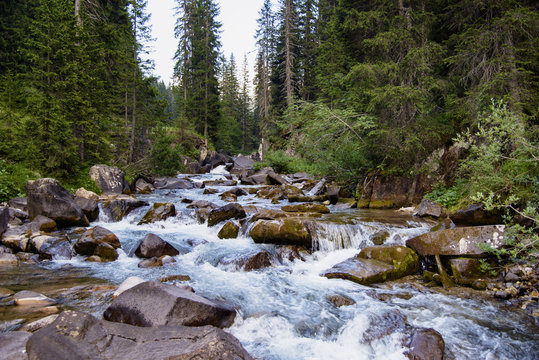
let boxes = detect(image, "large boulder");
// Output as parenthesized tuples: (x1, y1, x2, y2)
(0, 206, 9, 236)
(75, 188, 100, 201)
(26, 178, 89, 227)
(449, 204, 503, 226)
(28, 235, 73, 260)
(207, 203, 246, 227)
(0, 331, 31, 360)
(154, 177, 194, 190)
(89, 164, 129, 194)
(101, 196, 149, 222)
(103, 281, 236, 328)
(322, 245, 419, 285)
(405, 225, 505, 256)
(26, 310, 253, 360)
(250, 218, 312, 247)
(414, 199, 442, 218)
(137, 202, 176, 225)
(134, 233, 179, 258)
(217, 221, 240, 239)
(229, 155, 255, 176)
(74, 226, 121, 256)
(74, 196, 99, 222)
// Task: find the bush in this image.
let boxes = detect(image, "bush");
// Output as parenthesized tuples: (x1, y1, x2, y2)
(255, 150, 316, 174)
(0, 160, 40, 202)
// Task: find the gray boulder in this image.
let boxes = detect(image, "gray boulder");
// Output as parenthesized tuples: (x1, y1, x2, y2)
(137, 203, 176, 225)
(26, 310, 253, 360)
(29, 235, 73, 260)
(89, 164, 129, 194)
(74, 196, 99, 222)
(103, 281, 236, 328)
(26, 178, 89, 227)
(229, 155, 255, 176)
(8, 197, 27, 212)
(74, 226, 121, 256)
(134, 233, 179, 258)
(0, 206, 9, 236)
(207, 203, 246, 227)
(414, 199, 442, 218)
(154, 177, 194, 190)
(0, 331, 31, 360)
(102, 196, 148, 222)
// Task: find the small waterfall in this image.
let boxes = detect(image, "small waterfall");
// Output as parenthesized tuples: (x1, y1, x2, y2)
(309, 222, 370, 251)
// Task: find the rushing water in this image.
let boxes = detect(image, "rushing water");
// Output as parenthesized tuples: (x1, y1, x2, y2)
(2, 167, 538, 359)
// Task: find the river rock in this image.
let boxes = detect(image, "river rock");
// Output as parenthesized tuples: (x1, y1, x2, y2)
(0, 252, 18, 266)
(449, 204, 502, 226)
(370, 230, 390, 245)
(217, 221, 239, 239)
(74, 196, 99, 222)
(267, 171, 290, 185)
(134, 233, 179, 258)
(207, 203, 246, 227)
(0, 331, 31, 360)
(154, 177, 194, 190)
(137, 202, 176, 225)
(250, 218, 312, 247)
(405, 225, 505, 256)
(114, 276, 145, 298)
(101, 196, 148, 222)
(0, 206, 9, 236)
(26, 178, 89, 227)
(8, 197, 27, 212)
(89, 164, 129, 194)
(14, 290, 56, 306)
(257, 185, 303, 202)
(326, 294, 356, 307)
(404, 327, 445, 360)
(138, 256, 175, 268)
(276, 245, 306, 262)
(414, 199, 442, 218)
(327, 185, 340, 205)
(187, 200, 218, 210)
(202, 151, 233, 169)
(20, 314, 59, 333)
(75, 187, 100, 201)
(449, 258, 484, 283)
(322, 246, 419, 285)
(26, 310, 253, 360)
(94, 243, 119, 261)
(229, 155, 255, 176)
(221, 250, 277, 271)
(28, 235, 73, 260)
(241, 172, 271, 185)
(203, 179, 238, 187)
(135, 178, 155, 194)
(103, 281, 236, 328)
(1, 224, 32, 251)
(74, 226, 121, 256)
(251, 209, 289, 222)
(29, 215, 57, 232)
(282, 203, 330, 214)
(363, 309, 407, 342)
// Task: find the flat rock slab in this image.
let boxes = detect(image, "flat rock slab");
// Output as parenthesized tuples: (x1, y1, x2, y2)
(26, 310, 253, 360)
(406, 225, 505, 256)
(322, 258, 396, 285)
(103, 281, 236, 328)
(14, 291, 56, 306)
(0, 331, 31, 360)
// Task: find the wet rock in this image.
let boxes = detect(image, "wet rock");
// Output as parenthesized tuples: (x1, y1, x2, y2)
(0, 252, 18, 266)
(207, 203, 246, 227)
(0, 331, 31, 360)
(281, 203, 330, 214)
(404, 327, 445, 360)
(322, 246, 419, 285)
(94, 243, 119, 261)
(74, 226, 121, 256)
(203, 179, 238, 187)
(268, 171, 290, 185)
(250, 218, 312, 247)
(154, 177, 194, 190)
(326, 294, 356, 307)
(187, 200, 218, 210)
(370, 230, 390, 245)
(85, 255, 102, 262)
(327, 185, 340, 205)
(137, 202, 176, 225)
(27, 310, 253, 360)
(1, 225, 31, 252)
(134, 233, 179, 258)
(222, 187, 249, 199)
(0, 287, 14, 299)
(14, 291, 56, 306)
(29, 235, 73, 260)
(114, 276, 145, 298)
(237, 250, 276, 271)
(218, 221, 239, 239)
(203, 188, 219, 195)
(138, 256, 175, 268)
(29, 215, 57, 233)
(251, 209, 289, 221)
(26, 178, 89, 227)
(257, 185, 303, 202)
(90, 164, 130, 194)
(74, 196, 99, 222)
(0, 206, 9, 236)
(75, 187, 100, 201)
(8, 197, 27, 212)
(449, 204, 503, 226)
(287, 194, 329, 203)
(20, 314, 59, 332)
(414, 199, 442, 218)
(308, 179, 327, 196)
(221, 192, 237, 202)
(101, 196, 148, 222)
(363, 309, 407, 342)
(449, 258, 484, 283)
(103, 281, 236, 328)
(135, 178, 155, 194)
(16, 252, 40, 264)
(195, 208, 211, 224)
(276, 245, 306, 262)
(241, 172, 270, 185)
(159, 274, 191, 283)
(429, 218, 455, 232)
(406, 225, 505, 256)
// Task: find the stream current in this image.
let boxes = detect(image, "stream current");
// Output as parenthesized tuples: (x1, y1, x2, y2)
(2, 167, 538, 359)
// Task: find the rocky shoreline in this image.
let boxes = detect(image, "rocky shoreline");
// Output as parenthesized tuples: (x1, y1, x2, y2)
(1, 158, 538, 359)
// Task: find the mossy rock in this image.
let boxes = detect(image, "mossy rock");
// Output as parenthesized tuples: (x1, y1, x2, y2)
(138, 203, 176, 225)
(250, 218, 312, 247)
(218, 221, 239, 239)
(368, 200, 395, 209)
(356, 200, 371, 208)
(358, 245, 419, 279)
(281, 203, 330, 214)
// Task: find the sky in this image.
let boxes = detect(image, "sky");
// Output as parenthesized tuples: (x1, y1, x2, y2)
(145, 0, 268, 84)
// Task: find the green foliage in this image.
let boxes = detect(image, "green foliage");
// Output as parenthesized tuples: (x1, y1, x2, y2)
(254, 150, 315, 175)
(424, 184, 464, 209)
(0, 160, 40, 202)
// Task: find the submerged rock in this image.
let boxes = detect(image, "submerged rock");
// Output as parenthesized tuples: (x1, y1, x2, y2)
(104, 281, 236, 328)
(26, 310, 253, 360)
(406, 225, 505, 256)
(26, 178, 89, 227)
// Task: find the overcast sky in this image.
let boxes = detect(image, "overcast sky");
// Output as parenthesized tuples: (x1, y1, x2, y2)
(145, 0, 269, 84)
